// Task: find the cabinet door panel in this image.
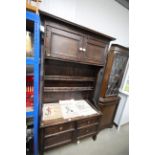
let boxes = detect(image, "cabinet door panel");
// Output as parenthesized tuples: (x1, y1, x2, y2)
(99, 102, 118, 129)
(85, 36, 108, 65)
(106, 53, 128, 96)
(45, 26, 83, 62)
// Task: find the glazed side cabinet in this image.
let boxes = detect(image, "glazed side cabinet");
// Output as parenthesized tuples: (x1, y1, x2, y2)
(99, 44, 129, 130)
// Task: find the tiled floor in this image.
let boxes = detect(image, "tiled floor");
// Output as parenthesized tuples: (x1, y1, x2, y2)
(45, 124, 129, 155)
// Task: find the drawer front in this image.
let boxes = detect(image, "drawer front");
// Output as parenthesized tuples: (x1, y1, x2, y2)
(77, 117, 98, 128)
(44, 122, 74, 135)
(84, 36, 108, 65)
(44, 131, 73, 148)
(78, 125, 97, 137)
(45, 26, 83, 61)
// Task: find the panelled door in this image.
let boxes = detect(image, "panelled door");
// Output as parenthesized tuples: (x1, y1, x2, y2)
(45, 25, 83, 62)
(83, 35, 108, 65)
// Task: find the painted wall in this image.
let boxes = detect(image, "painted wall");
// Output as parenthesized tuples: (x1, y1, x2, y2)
(39, 0, 129, 46)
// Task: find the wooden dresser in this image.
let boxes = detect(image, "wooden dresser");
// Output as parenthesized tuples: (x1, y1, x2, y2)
(99, 44, 129, 130)
(39, 11, 115, 154)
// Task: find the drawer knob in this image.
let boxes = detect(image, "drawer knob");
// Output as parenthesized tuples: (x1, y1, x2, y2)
(59, 127, 63, 131)
(87, 121, 90, 124)
(46, 53, 50, 56)
(79, 47, 83, 51)
(86, 130, 89, 133)
(83, 48, 86, 52)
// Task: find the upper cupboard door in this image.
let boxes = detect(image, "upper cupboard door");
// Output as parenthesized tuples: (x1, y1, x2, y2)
(45, 25, 83, 62)
(84, 36, 108, 65)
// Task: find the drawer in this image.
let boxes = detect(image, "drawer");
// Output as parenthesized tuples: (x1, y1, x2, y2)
(44, 122, 74, 135)
(78, 125, 97, 138)
(77, 117, 98, 128)
(44, 131, 73, 149)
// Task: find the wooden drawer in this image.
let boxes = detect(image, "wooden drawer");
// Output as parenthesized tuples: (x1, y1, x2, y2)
(77, 116, 98, 128)
(78, 125, 97, 138)
(44, 122, 74, 135)
(44, 131, 73, 150)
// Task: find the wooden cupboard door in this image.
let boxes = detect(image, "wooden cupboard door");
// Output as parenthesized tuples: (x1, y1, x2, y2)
(45, 26, 83, 62)
(84, 36, 108, 65)
(99, 102, 118, 129)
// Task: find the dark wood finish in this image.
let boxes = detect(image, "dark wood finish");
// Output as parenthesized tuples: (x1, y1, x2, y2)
(39, 11, 114, 154)
(45, 25, 83, 61)
(40, 10, 115, 66)
(40, 113, 101, 152)
(84, 35, 109, 65)
(77, 117, 98, 128)
(42, 59, 99, 103)
(98, 44, 128, 130)
(100, 44, 129, 97)
(44, 131, 73, 150)
(44, 24, 109, 65)
(98, 96, 120, 129)
(44, 75, 96, 82)
(44, 122, 74, 135)
(44, 86, 94, 92)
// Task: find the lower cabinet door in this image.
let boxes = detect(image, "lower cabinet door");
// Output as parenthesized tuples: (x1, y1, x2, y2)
(99, 101, 118, 129)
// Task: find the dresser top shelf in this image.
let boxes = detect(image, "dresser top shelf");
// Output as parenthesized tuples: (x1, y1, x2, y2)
(39, 10, 116, 41)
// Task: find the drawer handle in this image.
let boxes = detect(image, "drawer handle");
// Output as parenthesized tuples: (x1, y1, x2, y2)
(59, 127, 63, 131)
(86, 130, 89, 133)
(46, 53, 50, 56)
(87, 121, 90, 124)
(82, 48, 86, 52)
(79, 47, 83, 51)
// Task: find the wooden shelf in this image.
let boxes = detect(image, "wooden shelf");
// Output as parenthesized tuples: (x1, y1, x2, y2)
(44, 75, 95, 82)
(45, 56, 104, 67)
(44, 86, 94, 92)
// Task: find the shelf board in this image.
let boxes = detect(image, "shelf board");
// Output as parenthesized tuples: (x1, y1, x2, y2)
(44, 86, 94, 92)
(26, 57, 34, 65)
(44, 75, 95, 82)
(45, 56, 104, 67)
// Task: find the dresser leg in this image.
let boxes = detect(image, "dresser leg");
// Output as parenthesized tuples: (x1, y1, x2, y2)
(92, 135, 97, 141)
(39, 128, 44, 155)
